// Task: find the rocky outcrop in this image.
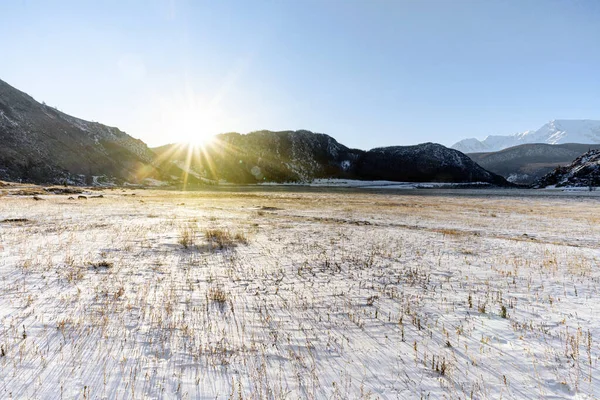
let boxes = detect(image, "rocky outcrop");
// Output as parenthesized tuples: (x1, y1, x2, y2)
(535, 149, 600, 188)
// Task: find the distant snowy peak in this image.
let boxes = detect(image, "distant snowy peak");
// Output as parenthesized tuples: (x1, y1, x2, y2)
(452, 135, 519, 154)
(452, 120, 600, 153)
(530, 120, 600, 144)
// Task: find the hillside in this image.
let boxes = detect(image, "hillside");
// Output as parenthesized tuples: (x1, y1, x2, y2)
(0, 79, 164, 184)
(0, 78, 507, 186)
(358, 143, 506, 184)
(154, 131, 508, 185)
(468, 143, 600, 184)
(535, 149, 600, 188)
(453, 120, 600, 153)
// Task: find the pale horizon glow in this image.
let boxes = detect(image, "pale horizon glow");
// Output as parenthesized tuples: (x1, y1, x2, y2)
(1, 0, 600, 149)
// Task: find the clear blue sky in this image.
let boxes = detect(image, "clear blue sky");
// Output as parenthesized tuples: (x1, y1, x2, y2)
(1, 0, 599, 149)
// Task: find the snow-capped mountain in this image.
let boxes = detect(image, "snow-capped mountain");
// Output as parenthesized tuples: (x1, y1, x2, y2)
(452, 120, 600, 153)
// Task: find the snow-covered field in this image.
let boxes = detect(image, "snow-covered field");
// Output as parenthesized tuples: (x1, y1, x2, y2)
(0, 188, 599, 399)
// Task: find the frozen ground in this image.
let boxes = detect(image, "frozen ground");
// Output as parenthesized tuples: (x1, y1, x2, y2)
(0, 187, 599, 399)
(258, 178, 492, 189)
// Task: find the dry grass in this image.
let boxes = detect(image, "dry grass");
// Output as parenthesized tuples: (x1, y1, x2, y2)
(89, 260, 113, 269)
(435, 228, 464, 236)
(205, 228, 248, 249)
(10, 188, 46, 196)
(0, 188, 598, 398)
(207, 286, 229, 304)
(178, 225, 196, 248)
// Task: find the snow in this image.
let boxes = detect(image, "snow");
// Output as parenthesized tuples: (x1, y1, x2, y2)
(0, 110, 18, 127)
(172, 160, 203, 180)
(537, 149, 600, 187)
(452, 119, 600, 153)
(507, 173, 530, 183)
(143, 178, 169, 187)
(260, 178, 491, 189)
(0, 188, 599, 398)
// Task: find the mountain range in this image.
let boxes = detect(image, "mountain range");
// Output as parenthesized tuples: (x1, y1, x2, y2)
(154, 132, 507, 185)
(0, 78, 510, 186)
(452, 120, 600, 153)
(467, 143, 600, 184)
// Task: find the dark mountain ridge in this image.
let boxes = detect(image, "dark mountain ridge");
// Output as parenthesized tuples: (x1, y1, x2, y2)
(0, 78, 163, 184)
(535, 149, 600, 188)
(154, 131, 508, 185)
(360, 143, 506, 183)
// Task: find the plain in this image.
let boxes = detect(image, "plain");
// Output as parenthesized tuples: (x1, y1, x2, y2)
(0, 187, 599, 399)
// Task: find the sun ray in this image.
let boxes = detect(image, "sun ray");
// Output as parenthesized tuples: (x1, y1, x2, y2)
(181, 142, 195, 190)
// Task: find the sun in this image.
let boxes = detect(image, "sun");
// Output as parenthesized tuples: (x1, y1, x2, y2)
(171, 112, 217, 147)
(156, 86, 225, 147)
(186, 133, 215, 147)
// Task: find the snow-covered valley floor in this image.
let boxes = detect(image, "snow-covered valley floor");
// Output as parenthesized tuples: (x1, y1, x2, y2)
(0, 188, 599, 399)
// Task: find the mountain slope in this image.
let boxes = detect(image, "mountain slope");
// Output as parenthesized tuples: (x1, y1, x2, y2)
(0, 78, 162, 184)
(0, 78, 507, 186)
(452, 120, 600, 153)
(468, 143, 600, 184)
(153, 131, 508, 185)
(359, 143, 506, 184)
(535, 149, 600, 188)
(154, 130, 363, 183)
